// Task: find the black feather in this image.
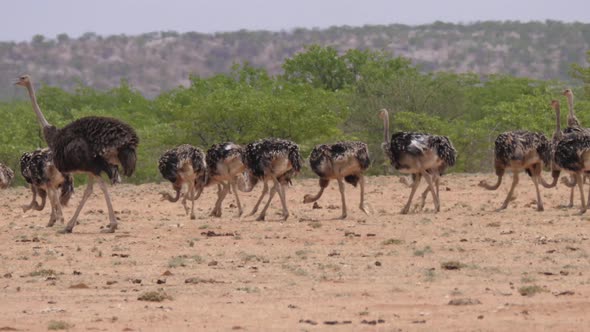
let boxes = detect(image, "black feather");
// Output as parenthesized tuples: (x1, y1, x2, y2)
(51, 116, 139, 181)
(158, 144, 206, 184)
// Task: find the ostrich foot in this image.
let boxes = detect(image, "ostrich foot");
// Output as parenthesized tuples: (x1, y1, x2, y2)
(256, 214, 266, 221)
(46, 218, 56, 228)
(360, 204, 370, 215)
(338, 213, 348, 220)
(22, 205, 32, 213)
(400, 206, 410, 215)
(100, 225, 117, 233)
(58, 227, 73, 234)
(190, 214, 196, 220)
(209, 209, 222, 218)
(494, 205, 508, 212)
(280, 213, 289, 221)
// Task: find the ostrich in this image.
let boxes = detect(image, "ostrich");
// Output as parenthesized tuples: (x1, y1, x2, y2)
(0, 163, 14, 189)
(15, 75, 138, 233)
(549, 99, 590, 213)
(478, 127, 551, 211)
(158, 144, 207, 220)
(203, 142, 245, 217)
(556, 89, 590, 206)
(379, 109, 456, 214)
(240, 138, 302, 221)
(303, 141, 370, 218)
(20, 148, 74, 226)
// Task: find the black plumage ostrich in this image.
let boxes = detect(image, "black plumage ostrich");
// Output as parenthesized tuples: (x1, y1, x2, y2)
(0, 163, 14, 189)
(15, 75, 139, 233)
(203, 142, 246, 217)
(478, 129, 551, 212)
(303, 141, 371, 219)
(379, 109, 456, 214)
(20, 148, 74, 226)
(553, 89, 590, 207)
(550, 99, 590, 214)
(158, 144, 207, 220)
(240, 138, 302, 221)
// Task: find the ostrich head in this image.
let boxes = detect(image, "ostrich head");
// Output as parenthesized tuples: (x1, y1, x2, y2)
(378, 108, 389, 120)
(551, 99, 560, 110)
(563, 89, 573, 98)
(14, 74, 32, 87)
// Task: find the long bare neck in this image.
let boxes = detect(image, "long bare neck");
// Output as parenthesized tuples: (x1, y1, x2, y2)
(554, 104, 562, 141)
(25, 82, 50, 129)
(566, 93, 578, 126)
(381, 111, 390, 144)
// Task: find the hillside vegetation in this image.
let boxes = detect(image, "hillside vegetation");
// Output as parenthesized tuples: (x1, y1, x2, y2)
(2, 45, 590, 185)
(1, 21, 589, 99)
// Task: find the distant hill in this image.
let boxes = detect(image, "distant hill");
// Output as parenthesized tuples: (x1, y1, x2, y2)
(1, 21, 589, 99)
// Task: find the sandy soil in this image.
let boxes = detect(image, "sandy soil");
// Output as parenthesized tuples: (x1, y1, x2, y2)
(0, 174, 589, 331)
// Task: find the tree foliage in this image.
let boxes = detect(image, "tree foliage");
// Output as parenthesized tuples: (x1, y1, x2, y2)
(0, 46, 586, 186)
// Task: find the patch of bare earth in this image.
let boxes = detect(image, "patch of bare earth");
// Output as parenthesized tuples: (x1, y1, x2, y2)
(0, 174, 588, 330)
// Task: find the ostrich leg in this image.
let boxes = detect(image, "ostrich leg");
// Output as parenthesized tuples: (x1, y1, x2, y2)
(248, 181, 269, 216)
(422, 171, 440, 212)
(401, 173, 422, 214)
(60, 177, 95, 233)
(531, 175, 544, 212)
(230, 180, 243, 217)
(46, 189, 64, 227)
(359, 174, 369, 214)
(275, 177, 289, 221)
(211, 182, 230, 217)
(575, 173, 586, 214)
(337, 178, 347, 219)
(256, 181, 278, 221)
(96, 176, 118, 233)
(498, 172, 519, 211)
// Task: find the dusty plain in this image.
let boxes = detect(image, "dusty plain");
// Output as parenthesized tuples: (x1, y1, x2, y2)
(0, 174, 589, 331)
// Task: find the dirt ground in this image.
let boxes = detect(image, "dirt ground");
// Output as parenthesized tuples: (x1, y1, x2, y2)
(0, 173, 589, 331)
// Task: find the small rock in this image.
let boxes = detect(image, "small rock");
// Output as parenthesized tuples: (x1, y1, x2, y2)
(156, 279, 166, 285)
(69, 283, 90, 289)
(208, 261, 218, 266)
(299, 319, 317, 325)
(448, 298, 481, 306)
(162, 270, 173, 276)
(375, 261, 382, 267)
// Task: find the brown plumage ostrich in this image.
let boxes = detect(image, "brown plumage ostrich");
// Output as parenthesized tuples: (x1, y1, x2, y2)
(15, 75, 138, 233)
(203, 142, 245, 217)
(240, 138, 302, 221)
(478, 128, 551, 211)
(379, 109, 456, 214)
(0, 163, 14, 189)
(20, 148, 74, 226)
(158, 144, 207, 220)
(303, 141, 370, 218)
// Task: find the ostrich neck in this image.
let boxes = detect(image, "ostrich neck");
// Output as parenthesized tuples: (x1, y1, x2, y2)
(567, 94, 576, 123)
(382, 112, 390, 144)
(554, 105, 562, 141)
(25, 83, 51, 129)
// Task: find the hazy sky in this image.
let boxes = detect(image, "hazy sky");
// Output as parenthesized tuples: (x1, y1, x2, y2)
(1, 0, 589, 42)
